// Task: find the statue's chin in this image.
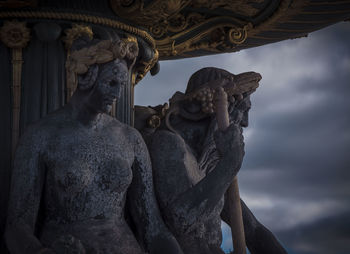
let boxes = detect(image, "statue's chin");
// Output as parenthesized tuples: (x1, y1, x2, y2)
(104, 104, 112, 114)
(100, 99, 117, 114)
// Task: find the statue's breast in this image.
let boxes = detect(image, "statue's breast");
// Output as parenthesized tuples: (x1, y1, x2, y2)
(43, 124, 134, 220)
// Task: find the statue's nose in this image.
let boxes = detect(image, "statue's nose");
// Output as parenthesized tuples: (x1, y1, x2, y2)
(240, 112, 249, 127)
(113, 85, 121, 99)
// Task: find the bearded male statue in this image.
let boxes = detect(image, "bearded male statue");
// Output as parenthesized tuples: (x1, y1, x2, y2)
(4, 35, 183, 254)
(135, 67, 287, 254)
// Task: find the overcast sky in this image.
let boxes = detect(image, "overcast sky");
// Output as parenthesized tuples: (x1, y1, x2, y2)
(134, 22, 350, 254)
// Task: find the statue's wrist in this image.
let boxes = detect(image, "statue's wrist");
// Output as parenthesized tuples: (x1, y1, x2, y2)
(218, 155, 242, 174)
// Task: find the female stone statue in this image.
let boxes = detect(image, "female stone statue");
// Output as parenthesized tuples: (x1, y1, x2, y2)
(5, 36, 183, 254)
(142, 67, 287, 254)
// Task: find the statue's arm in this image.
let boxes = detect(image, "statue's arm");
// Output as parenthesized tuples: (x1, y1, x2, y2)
(221, 199, 287, 254)
(5, 128, 53, 254)
(127, 130, 183, 254)
(150, 126, 244, 232)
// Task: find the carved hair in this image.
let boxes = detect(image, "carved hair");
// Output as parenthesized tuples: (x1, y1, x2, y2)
(66, 36, 138, 95)
(186, 67, 233, 94)
(77, 65, 99, 91)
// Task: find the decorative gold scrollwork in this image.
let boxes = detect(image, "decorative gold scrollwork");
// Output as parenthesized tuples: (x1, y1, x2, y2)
(228, 24, 251, 45)
(109, 0, 292, 60)
(147, 103, 169, 128)
(150, 23, 168, 38)
(134, 49, 159, 83)
(156, 17, 250, 58)
(0, 10, 156, 49)
(110, 0, 191, 39)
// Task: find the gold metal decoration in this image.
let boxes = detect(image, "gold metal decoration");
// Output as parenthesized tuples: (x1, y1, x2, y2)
(62, 24, 94, 50)
(134, 49, 159, 83)
(0, 10, 158, 84)
(0, 10, 155, 48)
(121, 35, 139, 62)
(147, 103, 169, 128)
(0, 21, 31, 158)
(157, 22, 251, 58)
(110, 0, 191, 37)
(109, 0, 255, 58)
(63, 24, 94, 101)
(110, 0, 294, 59)
(147, 115, 162, 129)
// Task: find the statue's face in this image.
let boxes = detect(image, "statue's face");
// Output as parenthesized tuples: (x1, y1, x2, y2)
(229, 95, 251, 127)
(87, 59, 128, 113)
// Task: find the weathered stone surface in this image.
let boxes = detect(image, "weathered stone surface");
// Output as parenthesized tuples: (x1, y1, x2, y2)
(5, 38, 183, 254)
(136, 67, 286, 254)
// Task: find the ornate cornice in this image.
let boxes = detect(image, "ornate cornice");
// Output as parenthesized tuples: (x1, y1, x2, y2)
(0, 10, 156, 48)
(109, 0, 350, 60)
(1, 1, 350, 70)
(0, 10, 159, 84)
(110, 0, 292, 59)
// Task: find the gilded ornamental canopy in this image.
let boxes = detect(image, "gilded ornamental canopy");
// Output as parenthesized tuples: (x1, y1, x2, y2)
(0, 0, 349, 63)
(109, 0, 350, 60)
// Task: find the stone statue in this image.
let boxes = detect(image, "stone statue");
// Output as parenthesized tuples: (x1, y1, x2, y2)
(5, 36, 183, 254)
(135, 67, 287, 254)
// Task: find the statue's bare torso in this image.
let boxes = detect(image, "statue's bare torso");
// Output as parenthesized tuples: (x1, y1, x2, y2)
(16, 107, 144, 253)
(43, 110, 134, 222)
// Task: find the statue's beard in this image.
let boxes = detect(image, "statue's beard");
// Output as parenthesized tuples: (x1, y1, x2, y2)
(198, 117, 220, 175)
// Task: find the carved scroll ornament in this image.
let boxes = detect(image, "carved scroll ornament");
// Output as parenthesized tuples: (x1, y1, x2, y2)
(109, 0, 292, 59)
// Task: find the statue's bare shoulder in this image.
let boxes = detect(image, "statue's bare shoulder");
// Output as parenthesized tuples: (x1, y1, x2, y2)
(14, 109, 67, 154)
(149, 129, 201, 207)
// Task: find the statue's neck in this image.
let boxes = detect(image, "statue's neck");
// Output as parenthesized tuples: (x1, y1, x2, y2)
(67, 91, 101, 126)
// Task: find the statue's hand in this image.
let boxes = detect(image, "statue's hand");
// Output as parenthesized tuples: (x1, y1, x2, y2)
(51, 235, 86, 254)
(214, 123, 245, 166)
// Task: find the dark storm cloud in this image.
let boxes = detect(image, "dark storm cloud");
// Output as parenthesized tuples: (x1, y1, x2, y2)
(238, 23, 350, 253)
(135, 22, 350, 254)
(277, 212, 350, 254)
